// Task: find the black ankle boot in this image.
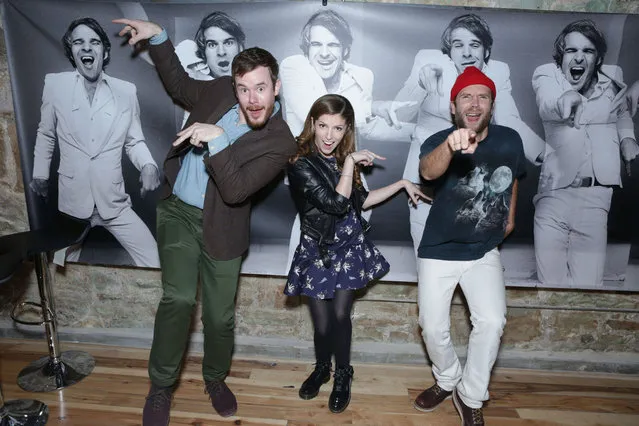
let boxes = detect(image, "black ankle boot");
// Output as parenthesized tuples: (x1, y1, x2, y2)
(329, 365, 353, 413)
(299, 361, 332, 400)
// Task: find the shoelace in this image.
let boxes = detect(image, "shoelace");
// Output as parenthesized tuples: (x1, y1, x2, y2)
(146, 388, 172, 412)
(333, 368, 353, 391)
(312, 362, 331, 377)
(471, 407, 484, 425)
(432, 385, 447, 396)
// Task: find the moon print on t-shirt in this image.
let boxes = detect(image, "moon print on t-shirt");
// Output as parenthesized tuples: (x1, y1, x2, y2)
(455, 165, 513, 232)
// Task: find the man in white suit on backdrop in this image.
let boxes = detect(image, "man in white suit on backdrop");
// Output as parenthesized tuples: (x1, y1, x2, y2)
(532, 19, 638, 287)
(30, 17, 160, 267)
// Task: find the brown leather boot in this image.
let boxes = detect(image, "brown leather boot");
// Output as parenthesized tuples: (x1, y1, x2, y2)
(414, 383, 452, 412)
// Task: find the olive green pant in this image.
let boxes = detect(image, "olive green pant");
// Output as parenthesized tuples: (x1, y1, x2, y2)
(148, 195, 242, 386)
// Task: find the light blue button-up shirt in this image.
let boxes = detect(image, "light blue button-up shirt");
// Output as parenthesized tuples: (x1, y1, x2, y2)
(172, 105, 251, 209)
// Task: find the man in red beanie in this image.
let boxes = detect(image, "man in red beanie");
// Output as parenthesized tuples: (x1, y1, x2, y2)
(373, 13, 545, 258)
(412, 66, 526, 426)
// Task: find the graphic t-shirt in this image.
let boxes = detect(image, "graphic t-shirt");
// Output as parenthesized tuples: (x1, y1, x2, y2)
(417, 124, 526, 260)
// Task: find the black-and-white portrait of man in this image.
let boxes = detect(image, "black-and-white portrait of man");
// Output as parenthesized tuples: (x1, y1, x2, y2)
(191, 11, 245, 80)
(279, 9, 414, 140)
(532, 19, 639, 287)
(174, 11, 246, 127)
(29, 17, 161, 267)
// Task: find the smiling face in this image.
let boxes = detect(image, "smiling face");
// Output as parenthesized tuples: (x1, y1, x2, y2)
(234, 66, 280, 130)
(307, 25, 345, 82)
(71, 24, 106, 82)
(449, 28, 488, 74)
(450, 84, 493, 137)
(203, 26, 241, 78)
(313, 113, 348, 157)
(561, 31, 598, 94)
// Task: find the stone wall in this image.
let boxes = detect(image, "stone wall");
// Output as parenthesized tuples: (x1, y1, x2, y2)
(1, 0, 638, 374)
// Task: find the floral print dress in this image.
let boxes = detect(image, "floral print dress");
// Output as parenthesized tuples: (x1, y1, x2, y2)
(285, 208, 389, 300)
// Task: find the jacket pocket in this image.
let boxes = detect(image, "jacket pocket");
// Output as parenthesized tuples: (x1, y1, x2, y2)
(57, 165, 74, 179)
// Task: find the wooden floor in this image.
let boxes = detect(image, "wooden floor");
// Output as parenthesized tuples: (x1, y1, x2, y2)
(0, 339, 637, 425)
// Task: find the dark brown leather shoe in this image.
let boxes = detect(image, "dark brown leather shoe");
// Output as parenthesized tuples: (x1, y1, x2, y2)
(414, 383, 452, 412)
(453, 388, 485, 426)
(205, 380, 237, 417)
(142, 383, 173, 426)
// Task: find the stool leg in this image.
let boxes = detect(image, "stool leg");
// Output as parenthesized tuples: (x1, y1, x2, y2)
(38, 250, 60, 361)
(0, 385, 49, 426)
(17, 252, 95, 392)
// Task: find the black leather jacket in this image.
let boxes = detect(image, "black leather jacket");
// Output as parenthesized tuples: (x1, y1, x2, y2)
(288, 154, 370, 266)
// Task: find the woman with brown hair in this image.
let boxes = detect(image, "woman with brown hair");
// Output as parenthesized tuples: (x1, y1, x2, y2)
(285, 94, 426, 413)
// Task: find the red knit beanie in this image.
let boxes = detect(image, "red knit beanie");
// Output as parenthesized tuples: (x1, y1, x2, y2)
(450, 66, 496, 102)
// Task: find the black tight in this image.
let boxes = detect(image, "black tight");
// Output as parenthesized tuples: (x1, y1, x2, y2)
(307, 290, 356, 368)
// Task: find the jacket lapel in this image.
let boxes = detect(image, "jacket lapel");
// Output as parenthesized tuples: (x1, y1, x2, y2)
(68, 77, 92, 157)
(93, 79, 119, 157)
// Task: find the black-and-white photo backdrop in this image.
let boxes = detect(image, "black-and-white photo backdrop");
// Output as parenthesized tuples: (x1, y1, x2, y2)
(4, 0, 638, 290)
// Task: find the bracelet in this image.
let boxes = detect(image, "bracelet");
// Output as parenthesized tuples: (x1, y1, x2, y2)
(341, 173, 353, 178)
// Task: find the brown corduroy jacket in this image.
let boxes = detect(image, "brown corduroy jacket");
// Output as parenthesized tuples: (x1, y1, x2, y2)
(149, 39, 296, 260)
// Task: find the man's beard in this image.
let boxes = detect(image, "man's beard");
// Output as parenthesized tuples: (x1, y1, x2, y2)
(454, 109, 491, 134)
(243, 102, 274, 130)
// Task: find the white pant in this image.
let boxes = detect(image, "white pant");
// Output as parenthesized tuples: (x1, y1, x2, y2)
(533, 186, 612, 288)
(417, 248, 506, 409)
(65, 206, 160, 267)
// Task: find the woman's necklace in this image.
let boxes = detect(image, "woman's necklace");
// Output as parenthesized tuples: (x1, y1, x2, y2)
(318, 154, 340, 172)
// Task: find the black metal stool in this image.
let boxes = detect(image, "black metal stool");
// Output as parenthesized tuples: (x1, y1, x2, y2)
(2, 213, 95, 392)
(0, 239, 48, 425)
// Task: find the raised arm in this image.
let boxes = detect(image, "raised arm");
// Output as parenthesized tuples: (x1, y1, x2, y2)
(336, 149, 390, 199)
(393, 50, 438, 122)
(113, 18, 212, 110)
(115, 3, 154, 66)
(532, 64, 573, 122)
(421, 128, 478, 181)
(288, 158, 351, 216)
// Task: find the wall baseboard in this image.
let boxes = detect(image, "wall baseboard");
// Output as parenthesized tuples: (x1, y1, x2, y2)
(1, 322, 636, 374)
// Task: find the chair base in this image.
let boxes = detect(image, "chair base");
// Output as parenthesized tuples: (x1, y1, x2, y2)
(17, 350, 95, 393)
(0, 399, 49, 426)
